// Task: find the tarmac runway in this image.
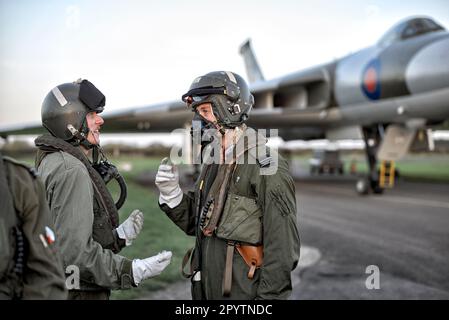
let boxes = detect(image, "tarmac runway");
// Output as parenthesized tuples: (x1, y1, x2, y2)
(291, 175, 449, 299)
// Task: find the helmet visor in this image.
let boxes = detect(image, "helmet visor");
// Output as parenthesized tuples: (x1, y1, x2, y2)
(182, 87, 225, 107)
(79, 80, 106, 113)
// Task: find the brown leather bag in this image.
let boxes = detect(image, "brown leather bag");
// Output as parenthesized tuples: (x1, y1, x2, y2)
(223, 242, 264, 297)
(236, 244, 263, 279)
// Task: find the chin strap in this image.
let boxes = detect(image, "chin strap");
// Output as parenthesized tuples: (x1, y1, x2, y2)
(67, 124, 96, 150)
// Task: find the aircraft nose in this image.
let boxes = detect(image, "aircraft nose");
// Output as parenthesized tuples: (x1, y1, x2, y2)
(405, 37, 449, 94)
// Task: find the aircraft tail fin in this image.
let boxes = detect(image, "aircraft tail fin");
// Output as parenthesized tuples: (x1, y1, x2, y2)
(239, 39, 265, 83)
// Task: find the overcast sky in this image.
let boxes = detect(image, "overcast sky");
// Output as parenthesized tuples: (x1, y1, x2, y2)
(1, 0, 448, 127)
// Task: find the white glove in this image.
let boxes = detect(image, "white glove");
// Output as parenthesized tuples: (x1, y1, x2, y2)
(116, 209, 144, 246)
(132, 251, 172, 285)
(155, 157, 183, 208)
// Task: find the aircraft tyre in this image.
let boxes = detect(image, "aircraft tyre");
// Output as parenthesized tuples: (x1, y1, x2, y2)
(356, 179, 369, 195)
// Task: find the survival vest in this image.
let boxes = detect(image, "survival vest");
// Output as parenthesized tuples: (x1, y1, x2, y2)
(184, 126, 276, 296)
(35, 135, 122, 253)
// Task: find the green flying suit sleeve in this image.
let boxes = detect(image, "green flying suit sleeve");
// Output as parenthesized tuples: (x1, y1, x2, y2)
(159, 191, 197, 236)
(6, 161, 67, 299)
(47, 163, 133, 290)
(255, 156, 300, 300)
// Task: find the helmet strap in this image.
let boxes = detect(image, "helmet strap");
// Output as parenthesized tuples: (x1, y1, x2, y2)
(66, 121, 96, 150)
(213, 120, 226, 136)
(92, 146, 99, 164)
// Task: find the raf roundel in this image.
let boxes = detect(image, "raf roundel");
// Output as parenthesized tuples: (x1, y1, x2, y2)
(361, 58, 381, 100)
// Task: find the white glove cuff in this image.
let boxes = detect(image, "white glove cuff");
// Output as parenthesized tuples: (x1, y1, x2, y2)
(159, 186, 183, 208)
(132, 259, 143, 286)
(116, 225, 132, 246)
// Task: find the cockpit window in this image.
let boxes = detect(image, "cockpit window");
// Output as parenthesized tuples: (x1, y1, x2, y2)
(378, 17, 445, 47)
(402, 18, 444, 39)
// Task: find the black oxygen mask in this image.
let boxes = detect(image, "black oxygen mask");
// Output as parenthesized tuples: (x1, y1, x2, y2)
(191, 112, 217, 150)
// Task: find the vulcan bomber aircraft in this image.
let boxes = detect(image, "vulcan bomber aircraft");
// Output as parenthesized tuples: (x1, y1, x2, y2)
(1, 16, 448, 194)
(238, 16, 449, 194)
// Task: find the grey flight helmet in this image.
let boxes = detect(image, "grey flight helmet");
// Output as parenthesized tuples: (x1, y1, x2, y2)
(182, 71, 254, 129)
(41, 79, 105, 146)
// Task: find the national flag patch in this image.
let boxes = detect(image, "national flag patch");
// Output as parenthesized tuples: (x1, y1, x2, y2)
(45, 226, 56, 244)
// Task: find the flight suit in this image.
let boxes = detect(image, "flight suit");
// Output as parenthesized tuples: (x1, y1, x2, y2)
(0, 154, 67, 299)
(35, 135, 134, 299)
(160, 143, 300, 300)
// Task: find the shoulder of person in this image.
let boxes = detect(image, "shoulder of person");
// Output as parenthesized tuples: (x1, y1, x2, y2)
(3, 156, 38, 179)
(43, 150, 88, 173)
(254, 147, 289, 170)
(258, 150, 294, 192)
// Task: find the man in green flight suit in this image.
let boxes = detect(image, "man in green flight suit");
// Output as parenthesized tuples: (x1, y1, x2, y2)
(0, 151, 67, 299)
(35, 79, 172, 299)
(156, 71, 300, 300)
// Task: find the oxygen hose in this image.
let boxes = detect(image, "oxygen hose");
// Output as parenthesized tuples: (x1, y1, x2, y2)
(91, 157, 128, 210)
(114, 173, 127, 210)
(93, 143, 128, 211)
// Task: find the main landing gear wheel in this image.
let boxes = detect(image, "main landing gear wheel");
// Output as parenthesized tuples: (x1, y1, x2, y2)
(356, 178, 384, 195)
(356, 179, 369, 195)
